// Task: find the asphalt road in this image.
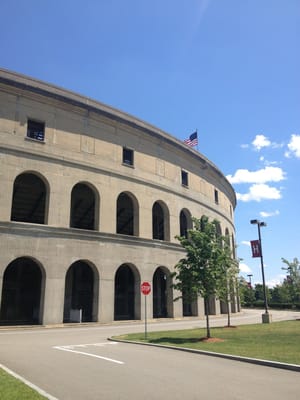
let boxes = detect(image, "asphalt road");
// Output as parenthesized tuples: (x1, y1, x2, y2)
(1, 309, 300, 400)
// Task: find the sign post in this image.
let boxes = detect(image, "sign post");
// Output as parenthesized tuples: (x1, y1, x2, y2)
(141, 281, 151, 340)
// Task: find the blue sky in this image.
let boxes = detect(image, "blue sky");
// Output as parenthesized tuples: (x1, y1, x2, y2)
(1, 0, 299, 287)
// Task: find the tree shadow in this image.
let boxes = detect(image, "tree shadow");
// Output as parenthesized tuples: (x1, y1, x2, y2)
(149, 337, 204, 344)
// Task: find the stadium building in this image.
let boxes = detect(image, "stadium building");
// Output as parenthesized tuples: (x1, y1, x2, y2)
(0, 69, 238, 325)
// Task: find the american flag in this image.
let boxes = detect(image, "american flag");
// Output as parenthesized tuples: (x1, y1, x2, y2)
(184, 131, 198, 147)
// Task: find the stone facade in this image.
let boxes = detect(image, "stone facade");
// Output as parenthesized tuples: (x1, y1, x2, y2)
(0, 69, 237, 325)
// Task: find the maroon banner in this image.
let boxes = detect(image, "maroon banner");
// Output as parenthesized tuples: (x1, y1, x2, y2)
(250, 240, 261, 258)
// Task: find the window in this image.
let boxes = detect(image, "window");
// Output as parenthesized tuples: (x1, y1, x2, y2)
(27, 119, 45, 142)
(214, 189, 219, 204)
(181, 170, 188, 187)
(122, 147, 134, 166)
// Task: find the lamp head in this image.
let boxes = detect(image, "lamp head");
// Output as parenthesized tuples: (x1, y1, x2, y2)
(250, 219, 258, 225)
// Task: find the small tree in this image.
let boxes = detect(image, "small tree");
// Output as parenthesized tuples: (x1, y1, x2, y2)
(239, 277, 255, 306)
(173, 216, 226, 338)
(217, 242, 239, 327)
(281, 257, 300, 305)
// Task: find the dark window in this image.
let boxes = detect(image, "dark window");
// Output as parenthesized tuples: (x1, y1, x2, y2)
(152, 202, 165, 240)
(27, 120, 45, 141)
(117, 193, 134, 235)
(180, 210, 188, 238)
(122, 148, 134, 166)
(70, 183, 96, 230)
(181, 170, 188, 187)
(11, 173, 47, 224)
(214, 189, 219, 204)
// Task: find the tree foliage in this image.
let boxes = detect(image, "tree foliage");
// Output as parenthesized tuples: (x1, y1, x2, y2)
(281, 257, 300, 304)
(240, 257, 300, 309)
(173, 216, 238, 337)
(217, 241, 239, 326)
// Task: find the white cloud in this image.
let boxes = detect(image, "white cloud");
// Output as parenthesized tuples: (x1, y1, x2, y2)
(285, 134, 300, 158)
(259, 210, 280, 218)
(227, 166, 285, 184)
(241, 240, 250, 246)
(236, 184, 282, 202)
(239, 263, 252, 274)
(266, 274, 286, 288)
(252, 134, 271, 150)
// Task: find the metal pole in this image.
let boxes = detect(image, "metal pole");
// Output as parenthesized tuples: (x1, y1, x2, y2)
(257, 223, 269, 314)
(144, 295, 147, 340)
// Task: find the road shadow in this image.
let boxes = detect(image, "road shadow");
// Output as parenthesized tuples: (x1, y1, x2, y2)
(148, 337, 204, 344)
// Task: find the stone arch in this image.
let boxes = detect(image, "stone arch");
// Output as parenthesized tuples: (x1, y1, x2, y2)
(0, 257, 45, 325)
(152, 266, 173, 318)
(63, 260, 99, 323)
(10, 171, 49, 224)
(70, 182, 99, 230)
(179, 208, 192, 238)
(152, 201, 170, 241)
(231, 234, 236, 258)
(114, 264, 141, 320)
(215, 221, 222, 238)
(116, 192, 139, 236)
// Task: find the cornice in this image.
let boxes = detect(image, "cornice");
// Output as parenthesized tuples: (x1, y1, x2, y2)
(0, 68, 236, 208)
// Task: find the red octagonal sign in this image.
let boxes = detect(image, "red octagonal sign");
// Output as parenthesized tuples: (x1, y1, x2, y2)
(141, 281, 151, 295)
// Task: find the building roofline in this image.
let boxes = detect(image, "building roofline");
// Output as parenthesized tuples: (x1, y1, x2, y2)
(0, 68, 236, 208)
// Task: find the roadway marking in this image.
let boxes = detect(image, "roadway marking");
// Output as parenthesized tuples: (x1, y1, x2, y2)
(0, 362, 60, 400)
(53, 342, 124, 365)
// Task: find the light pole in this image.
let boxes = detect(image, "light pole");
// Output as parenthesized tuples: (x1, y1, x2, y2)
(247, 274, 253, 288)
(250, 219, 272, 323)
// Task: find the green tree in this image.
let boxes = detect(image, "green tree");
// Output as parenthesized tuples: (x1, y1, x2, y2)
(254, 283, 270, 303)
(172, 216, 230, 338)
(270, 284, 292, 304)
(217, 241, 239, 327)
(238, 277, 255, 306)
(281, 257, 300, 304)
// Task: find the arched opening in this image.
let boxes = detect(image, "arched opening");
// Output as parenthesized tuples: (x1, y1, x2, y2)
(0, 257, 43, 325)
(70, 183, 98, 230)
(116, 192, 138, 236)
(114, 264, 139, 320)
(231, 234, 236, 258)
(63, 261, 98, 323)
(152, 201, 169, 241)
(179, 209, 192, 238)
(182, 285, 198, 317)
(11, 172, 48, 224)
(206, 295, 217, 315)
(153, 267, 173, 318)
(215, 221, 222, 238)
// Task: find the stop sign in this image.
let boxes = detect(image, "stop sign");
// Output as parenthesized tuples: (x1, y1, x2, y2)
(141, 281, 151, 295)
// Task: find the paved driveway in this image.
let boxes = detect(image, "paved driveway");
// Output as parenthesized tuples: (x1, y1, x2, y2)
(1, 310, 300, 400)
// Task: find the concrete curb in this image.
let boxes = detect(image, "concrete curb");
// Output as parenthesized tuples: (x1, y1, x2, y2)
(108, 338, 300, 373)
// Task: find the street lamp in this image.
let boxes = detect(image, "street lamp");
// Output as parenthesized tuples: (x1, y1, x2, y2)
(247, 274, 253, 287)
(250, 219, 272, 323)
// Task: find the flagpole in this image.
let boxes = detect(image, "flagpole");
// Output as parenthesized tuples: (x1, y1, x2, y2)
(196, 129, 198, 152)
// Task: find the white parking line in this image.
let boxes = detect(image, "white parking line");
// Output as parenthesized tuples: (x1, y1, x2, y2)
(0, 362, 60, 400)
(53, 342, 124, 365)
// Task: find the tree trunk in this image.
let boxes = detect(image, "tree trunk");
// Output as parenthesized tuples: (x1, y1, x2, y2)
(204, 297, 211, 338)
(227, 299, 231, 327)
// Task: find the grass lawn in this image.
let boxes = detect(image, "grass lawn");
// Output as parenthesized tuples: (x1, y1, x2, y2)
(113, 320, 300, 365)
(0, 368, 46, 400)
